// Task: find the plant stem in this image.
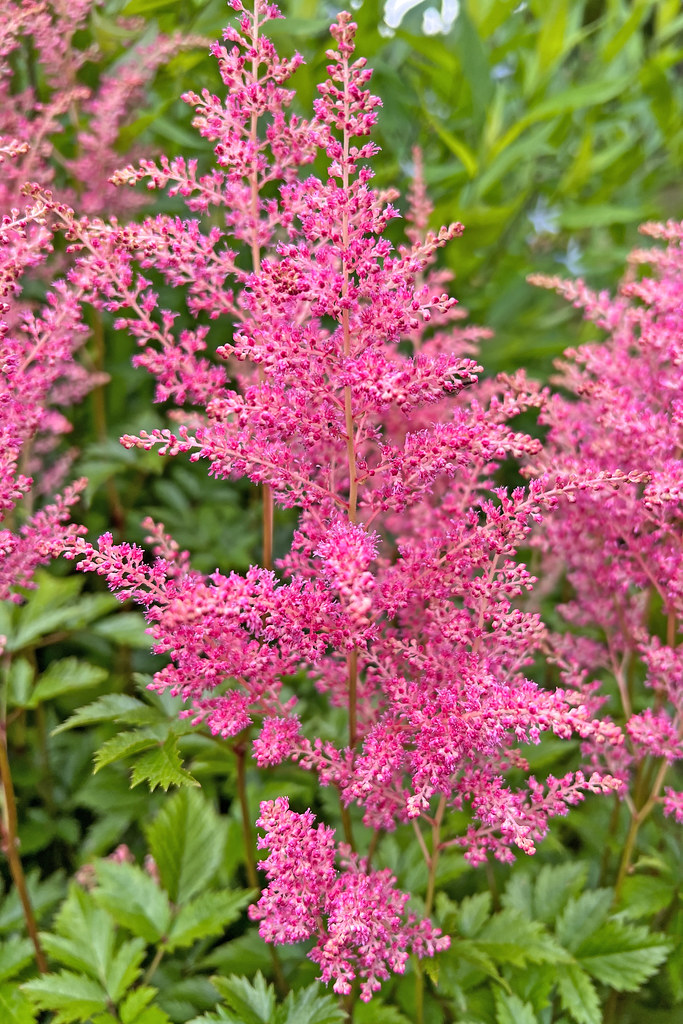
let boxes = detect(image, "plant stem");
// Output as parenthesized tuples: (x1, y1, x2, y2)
(0, 723, 47, 972)
(614, 757, 669, 899)
(234, 735, 288, 996)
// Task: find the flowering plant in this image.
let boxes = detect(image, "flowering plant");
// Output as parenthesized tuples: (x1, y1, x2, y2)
(1, 2, 680, 1022)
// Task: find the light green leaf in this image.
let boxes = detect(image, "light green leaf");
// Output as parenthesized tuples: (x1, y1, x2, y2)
(532, 863, 587, 924)
(93, 613, 151, 649)
(352, 999, 411, 1024)
(0, 983, 37, 1024)
(618, 875, 674, 919)
(457, 892, 492, 938)
(0, 940, 34, 983)
(211, 972, 275, 1024)
(147, 788, 226, 904)
(28, 659, 108, 707)
(494, 990, 538, 1024)
(104, 937, 146, 1003)
(276, 982, 347, 1024)
(557, 963, 600, 1024)
(490, 74, 633, 158)
(120, 987, 172, 1024)
(22, 971, 107, 1023)
(94, 860, 172, 944)
(94, 730, 161, 773)
(130, 734, 199, 792)
(576, 921, 671, 991)
(555, 890, 613, 953)
(53, 694, 163, 734)
(165, 889, 252, 951)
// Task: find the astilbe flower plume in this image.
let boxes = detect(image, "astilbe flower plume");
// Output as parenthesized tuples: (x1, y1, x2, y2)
(528, 220, 683, 876)
(60, 2, 625, 997)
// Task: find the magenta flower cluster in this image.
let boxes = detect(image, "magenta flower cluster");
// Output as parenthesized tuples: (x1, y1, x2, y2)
(4, 0, 682, 1003)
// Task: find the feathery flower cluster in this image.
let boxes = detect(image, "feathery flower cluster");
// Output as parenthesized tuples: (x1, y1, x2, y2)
(250, 797, 448, 1001)
(529, 220, 683, 830)
(57, 1, 626, 996)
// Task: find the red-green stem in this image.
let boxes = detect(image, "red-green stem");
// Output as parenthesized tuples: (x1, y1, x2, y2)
(0, 722, 47, 973)
(415, 796, 447, 1024)
(234, 736, 287, 996)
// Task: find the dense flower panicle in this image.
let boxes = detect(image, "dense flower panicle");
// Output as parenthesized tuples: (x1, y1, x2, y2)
(250, 799, 449, 1000)
(60, 4, 628, 998)
(529, 222, 683, 822)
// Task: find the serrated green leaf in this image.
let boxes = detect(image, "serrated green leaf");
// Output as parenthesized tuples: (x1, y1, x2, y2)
(618, 874, 674, 919)
(276, 982, 347, 1024)
(27, 658, 108, 707)
(52, 694, 163, 734)
(477, 910, 568, 967)
(130, 734, 199, 791)
(557, 963, 600, 1024)
(532, 863, 588, 924)
(147, 788, 226, 904)
(22, 971, 107, 1023)
(0, 982, 37, 1024)
(165, 888, 252, 952)
(94, 860, 172, 944)
(576, 921, 671, 991)
(0, 939, 34, 983)
(555, 890, 613, 953)
(211, 972, 275, 1024)
(494, 990, 537, 1024)
(94, 730, 161, 773)
(457, 892, 492, 938)
(104, 937, 146, 1003)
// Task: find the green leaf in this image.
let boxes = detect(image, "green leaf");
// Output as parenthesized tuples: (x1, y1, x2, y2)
(211, 973, 275, 1024)
(94, 730, 161, 773)
(617, 875, 674, 919)
(165, 888, 252, 951)
(93, 613, 152, 649)
(130, 734, 200, 791)
(276, 982, 347, 1024)
(0, 871, 65, 934)
(457, 892, 492, 938)
(494, 990, 538, 1024)
(6, 659, 33, 709)
(53, 694, 163, 734)
(0, 983, 37, 1024)
(490, 74, 633, 158)
(555, 890, 613, 953)
(576, 921, 671, 991)
(104, 937, 147, 1004)
(120, 987, 172, 1024)
(27, 659, 108, 707)
(22, 971, 108, 1023)
(477, 910, 568, 968)
(531, 863, 587, 924)
(0, 941, 34, 984)
(94, 860, 172, 944)
(147, 788, 226, 904)
(556, 963, 600, 1024)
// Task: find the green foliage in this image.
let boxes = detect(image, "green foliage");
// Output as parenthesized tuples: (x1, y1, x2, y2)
(434, 862, 671, 1023)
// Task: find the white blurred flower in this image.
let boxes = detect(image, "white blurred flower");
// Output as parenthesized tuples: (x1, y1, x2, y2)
(528, 197, 560, 236)
(556, 238, 585, 276)
(384, 0, 459, 34)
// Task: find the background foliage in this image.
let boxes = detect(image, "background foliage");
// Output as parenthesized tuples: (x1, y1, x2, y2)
(2, 1, 683, 1022)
